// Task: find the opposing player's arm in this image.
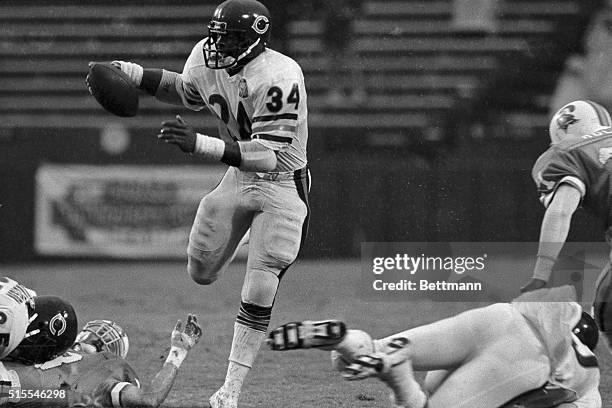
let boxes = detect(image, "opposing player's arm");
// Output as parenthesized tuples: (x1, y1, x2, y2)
(533, 184, 582, 281)
(116, 315, 202, 408)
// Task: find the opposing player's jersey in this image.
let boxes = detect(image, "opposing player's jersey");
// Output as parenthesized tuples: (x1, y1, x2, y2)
(0, 350, 139, 407)
(179, 39, 308, 172)
(532, 129, 612, 231)
(511, 287, 601, 407)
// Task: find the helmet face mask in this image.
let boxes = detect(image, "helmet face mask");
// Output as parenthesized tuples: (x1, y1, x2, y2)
(74, 319, 129, 359)
(203, 0, 271, 70)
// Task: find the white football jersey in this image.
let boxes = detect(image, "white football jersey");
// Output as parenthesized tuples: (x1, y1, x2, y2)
(179, 40, 308, 172)
(0, 278, 36, 360)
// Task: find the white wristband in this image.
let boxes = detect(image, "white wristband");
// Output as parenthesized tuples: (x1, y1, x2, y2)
(112, 61, 143, 87)
(110, 382, 131, 408)
(194, 133, 225, 160)
(165, 346, 188, 368)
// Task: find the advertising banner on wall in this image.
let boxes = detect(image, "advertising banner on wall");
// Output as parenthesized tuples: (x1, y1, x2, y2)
(35, 164, 227, 258)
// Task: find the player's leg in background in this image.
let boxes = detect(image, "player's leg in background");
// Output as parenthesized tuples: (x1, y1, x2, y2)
(593, 258, 612, 352)
(374, 304, 549, 408)
(211, 177, 309, 407)
(187, 168, 252, 285)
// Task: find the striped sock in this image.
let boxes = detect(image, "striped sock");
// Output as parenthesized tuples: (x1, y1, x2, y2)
(236, 301, 272, 333)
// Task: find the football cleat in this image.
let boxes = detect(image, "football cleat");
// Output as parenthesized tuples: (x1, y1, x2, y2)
(267, 320, 346, 350)
(342, 337, 411, 381)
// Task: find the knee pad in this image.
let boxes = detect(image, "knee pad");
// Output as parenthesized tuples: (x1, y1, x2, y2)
(241, 268, 279, 306)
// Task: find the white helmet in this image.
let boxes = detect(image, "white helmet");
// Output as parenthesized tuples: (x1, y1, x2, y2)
(74, 319, 129, 358)
(549, 100, 611, 143)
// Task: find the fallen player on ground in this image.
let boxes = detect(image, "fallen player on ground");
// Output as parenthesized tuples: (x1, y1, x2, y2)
(1, 315, 202, 407)
(268, 286, 601, 408)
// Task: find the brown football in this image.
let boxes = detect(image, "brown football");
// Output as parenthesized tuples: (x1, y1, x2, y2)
(87, 62, 139, 117)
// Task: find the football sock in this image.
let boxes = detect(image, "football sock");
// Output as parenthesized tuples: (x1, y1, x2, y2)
(333, 329, 373, 355)
(223, 323, 266, 395)
(384, 358, 427, 408)
(222, 303, 271, 397)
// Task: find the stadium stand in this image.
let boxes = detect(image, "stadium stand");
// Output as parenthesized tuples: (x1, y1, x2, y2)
(0, 0, 596, 138)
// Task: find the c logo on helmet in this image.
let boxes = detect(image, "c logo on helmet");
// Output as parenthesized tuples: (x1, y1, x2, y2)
(252, 15, 269, 35)
(49, 312, 68, 336)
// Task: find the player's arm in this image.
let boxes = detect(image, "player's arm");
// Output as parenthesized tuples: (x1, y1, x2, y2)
(109, 61, 192, 107)
(116, 315, 202, 408)
(158, 115, 278, 172)
(522, 184, 582, 292)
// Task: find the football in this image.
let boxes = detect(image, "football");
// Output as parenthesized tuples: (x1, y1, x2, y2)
(86, 61, 139, 117)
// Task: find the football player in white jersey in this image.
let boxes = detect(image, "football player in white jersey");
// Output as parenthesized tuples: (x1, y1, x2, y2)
(106, 1, 309, 406)
(268, 286, 601, 408)
(0, 277, 37, 361)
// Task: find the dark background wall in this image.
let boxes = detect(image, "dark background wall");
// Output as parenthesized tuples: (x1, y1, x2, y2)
(0, 126, 602, 261)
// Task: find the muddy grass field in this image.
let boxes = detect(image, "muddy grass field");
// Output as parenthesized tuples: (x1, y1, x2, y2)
(5, 259, 611, 407)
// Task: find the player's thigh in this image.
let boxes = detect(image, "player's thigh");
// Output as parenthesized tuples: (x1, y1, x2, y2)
(248, 187, 308, 272)
(379, 304, 517, 370)
(240, 192, 307, 304)
(428, 307, 549, 408)
(428, 352, 549, 408)
(188, 170, 251, 273)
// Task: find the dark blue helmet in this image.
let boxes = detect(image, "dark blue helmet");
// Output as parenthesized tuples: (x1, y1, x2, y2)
(573, 311, 599, 351)
(8, 296, 78, 364)
(203, 0, 271, 69)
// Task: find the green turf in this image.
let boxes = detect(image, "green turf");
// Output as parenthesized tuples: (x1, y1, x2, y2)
(4, 260, 611, 407)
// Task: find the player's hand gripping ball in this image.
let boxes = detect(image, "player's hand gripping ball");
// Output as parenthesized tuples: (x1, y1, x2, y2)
(86, 61, 139, 117)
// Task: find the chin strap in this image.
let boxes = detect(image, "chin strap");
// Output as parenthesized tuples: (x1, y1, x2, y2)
(226, 39, 264, 76)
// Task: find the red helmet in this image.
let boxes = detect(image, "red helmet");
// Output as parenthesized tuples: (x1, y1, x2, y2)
(203, 0, 271, 69)
(8, 296, 78, 364)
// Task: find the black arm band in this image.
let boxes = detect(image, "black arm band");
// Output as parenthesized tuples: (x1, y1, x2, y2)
(139, 68, 163, 96)
(221, 140, 242, 167)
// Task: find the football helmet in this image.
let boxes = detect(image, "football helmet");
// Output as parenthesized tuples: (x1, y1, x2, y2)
(573, 311, 599, 351)
(8, 296, 78, 364)
(203, 0, 271, 69)
(549, 100, 611, 143)
(74, 319, 129, 358)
